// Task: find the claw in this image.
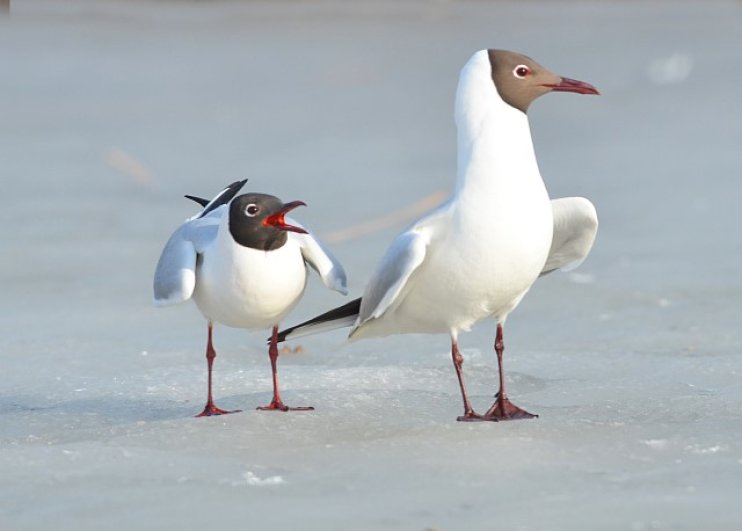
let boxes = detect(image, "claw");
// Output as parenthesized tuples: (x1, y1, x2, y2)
(482, 397, 537, 421)
(196, 403, 241, 417)
(257, 400, 313, 412)
(456, 410, 496, 422)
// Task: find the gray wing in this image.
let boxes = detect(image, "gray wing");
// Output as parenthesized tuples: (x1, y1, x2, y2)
(286, 217, 348, 295)
(351, 228, 429, 334)
(351, 200, 450, 331)
(153, 208, 223, 306)
(541, 197, 598, 275)
(154, 180, 245, 305)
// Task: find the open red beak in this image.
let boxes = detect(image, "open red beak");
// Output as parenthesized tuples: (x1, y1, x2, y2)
(544, 77, 600, 95)
(262, 200, 308, 234)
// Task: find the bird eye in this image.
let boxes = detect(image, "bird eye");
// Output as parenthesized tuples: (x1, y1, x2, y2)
(245, 204, 260, 217)
(513, 65, 530, 79)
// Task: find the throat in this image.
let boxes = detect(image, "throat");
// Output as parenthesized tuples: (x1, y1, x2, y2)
(229, 223, 288, 251)
(455, 109, 541, 196)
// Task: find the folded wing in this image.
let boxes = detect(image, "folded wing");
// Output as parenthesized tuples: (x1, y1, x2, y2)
(348, 228, 429, 339)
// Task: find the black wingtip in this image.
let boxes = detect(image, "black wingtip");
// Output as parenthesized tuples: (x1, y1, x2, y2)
(184, 194, 209, 207)
(195, 178, 249, 219)
(273, 298, 362, 343)
(226, 178, 248, 192)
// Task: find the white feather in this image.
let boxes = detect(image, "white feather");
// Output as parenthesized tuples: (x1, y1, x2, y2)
(153, 211, 222, 305)
(286, 216, 348, 295)
(542, 197, 598, 274)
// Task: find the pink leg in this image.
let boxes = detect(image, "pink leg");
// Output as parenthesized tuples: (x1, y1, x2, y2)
(451, 339, 486, 422)
(256, 326, 314, 412)
(196, 322, 241, 417)
(482, 324, 537, 421)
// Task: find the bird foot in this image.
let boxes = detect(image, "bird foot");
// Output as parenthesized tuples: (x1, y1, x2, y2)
(256, 400, 314, 412)
(456, 410, 495, 422)
(195, 403, 242, 417)
(482, 397, 538, 421)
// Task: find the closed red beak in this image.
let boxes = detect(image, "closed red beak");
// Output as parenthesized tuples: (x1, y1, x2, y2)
(544, 76, 600, 95)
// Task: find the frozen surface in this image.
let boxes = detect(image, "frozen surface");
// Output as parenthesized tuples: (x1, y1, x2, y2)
(2, 1, 742, 529)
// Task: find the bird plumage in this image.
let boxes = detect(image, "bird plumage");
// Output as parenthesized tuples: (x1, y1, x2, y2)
(154, 181, 347, 415)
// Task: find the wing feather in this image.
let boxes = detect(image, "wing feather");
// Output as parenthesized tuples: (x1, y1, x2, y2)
(286, 216, 348, 295)
(541, 197, 598, 275)
(352, 200, 450, 331)
(153, 183, 236, 305)
(354, 229, 429, 329)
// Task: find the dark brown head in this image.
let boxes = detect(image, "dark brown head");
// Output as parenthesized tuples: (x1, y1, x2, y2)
(228, 193, 307, 251)
(487, 49, 599, 113)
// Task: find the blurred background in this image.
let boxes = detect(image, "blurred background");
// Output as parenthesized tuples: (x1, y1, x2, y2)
(2, 1, 741, 530)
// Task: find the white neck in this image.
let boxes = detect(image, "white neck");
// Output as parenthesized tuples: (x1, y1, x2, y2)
(453, 51, 542, 198)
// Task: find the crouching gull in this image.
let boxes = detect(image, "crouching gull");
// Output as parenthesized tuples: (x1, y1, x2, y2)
(277, 50, 599, 421)
(153, 179, 347, 416)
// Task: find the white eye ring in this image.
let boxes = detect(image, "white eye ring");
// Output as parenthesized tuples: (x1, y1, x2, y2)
(513, 65, 530, 79)
(245, 204, 260, 217)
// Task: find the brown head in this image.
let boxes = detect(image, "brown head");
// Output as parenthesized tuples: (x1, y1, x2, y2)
(487, 49, 599, 113)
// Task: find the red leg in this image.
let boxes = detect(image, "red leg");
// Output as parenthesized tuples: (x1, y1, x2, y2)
(451, 338, 486, 422)
(481, 323, 537, 421)
(196, 322, 241, 417)
(256, 326, 314, 412)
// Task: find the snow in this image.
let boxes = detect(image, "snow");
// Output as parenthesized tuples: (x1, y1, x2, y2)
(2, 0, 742, 529)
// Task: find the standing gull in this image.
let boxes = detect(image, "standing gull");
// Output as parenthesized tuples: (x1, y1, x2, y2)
(154, 180, 347, 416)
(277, 50, 599, 421)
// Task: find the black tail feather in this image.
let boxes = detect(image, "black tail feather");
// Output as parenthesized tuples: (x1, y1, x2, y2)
(275, 297, 362, 343)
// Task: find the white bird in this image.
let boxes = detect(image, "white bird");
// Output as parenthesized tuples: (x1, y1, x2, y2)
(277, 50, 599, 421)
(154, 180, 347, 416)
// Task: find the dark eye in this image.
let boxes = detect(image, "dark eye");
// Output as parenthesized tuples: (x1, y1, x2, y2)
(245, 204, 260, 217)
(513, 65, 530, 79)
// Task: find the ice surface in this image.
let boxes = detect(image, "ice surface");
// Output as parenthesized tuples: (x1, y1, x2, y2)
(2, 1, 742, 530)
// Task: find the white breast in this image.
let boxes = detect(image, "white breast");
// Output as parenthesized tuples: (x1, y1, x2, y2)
(193, 222, 308, 330)
(380, 184, 551, 336)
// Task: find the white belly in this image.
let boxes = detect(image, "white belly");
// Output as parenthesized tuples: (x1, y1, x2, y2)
(193, 237, 307, 329)
(354, 186, 553, 339)
(401, 222, 550, 332)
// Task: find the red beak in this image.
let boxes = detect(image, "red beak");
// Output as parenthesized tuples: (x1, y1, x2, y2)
(262, 200, 308, 234)
(544, 77, 600, 95)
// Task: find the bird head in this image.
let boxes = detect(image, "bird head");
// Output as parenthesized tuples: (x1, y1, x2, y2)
(487, 49, 599, 113)
(229, 193, 308, 251)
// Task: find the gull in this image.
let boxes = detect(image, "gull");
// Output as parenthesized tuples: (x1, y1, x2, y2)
(154, 180, 347, 416)
(277, 50, 599, 421)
